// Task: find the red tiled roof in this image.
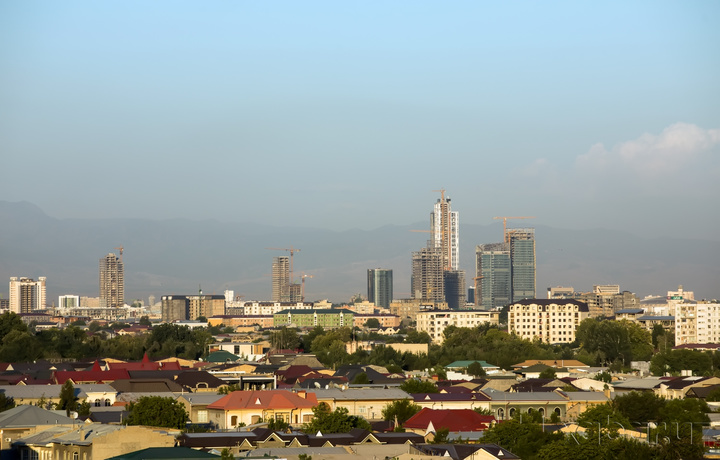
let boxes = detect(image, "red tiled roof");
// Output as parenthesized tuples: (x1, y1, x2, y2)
(404, 408, 494, 432)
(207, 390, 318, 411)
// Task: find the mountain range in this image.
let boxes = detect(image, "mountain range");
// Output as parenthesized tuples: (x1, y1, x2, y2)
(1, 200, 718, 305)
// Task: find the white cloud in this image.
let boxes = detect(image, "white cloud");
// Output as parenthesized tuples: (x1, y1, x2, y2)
(576, 122, 720, 176)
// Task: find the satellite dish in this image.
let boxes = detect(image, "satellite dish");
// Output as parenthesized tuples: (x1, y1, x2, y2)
(70, 411, 78, 419)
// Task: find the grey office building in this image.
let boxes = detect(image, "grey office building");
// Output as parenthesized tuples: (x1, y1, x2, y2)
(367, 269, 393, 309)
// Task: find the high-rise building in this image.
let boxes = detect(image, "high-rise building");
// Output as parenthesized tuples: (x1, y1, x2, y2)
(508, 228, 536, 302)
(99, 252, 124, 308)
(367, 269, 393, 309)
(443, 270, 466, 310)
(430, 192, 459, 271)
(475, 243, 512, 310)
(411, 246, 444, 302)
(9, 277, 47, 313)
(272, 256, 290, 302)
(58, 295, 80, 309)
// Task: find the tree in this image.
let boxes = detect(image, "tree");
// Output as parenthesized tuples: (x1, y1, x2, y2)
(352, 372, 370, 384)
(482, 417, 563, 460)
(0, 393, 15, 412)
(430, 427, 450, 444)
(139, 316, 152, 326)
(466, 361, 486, 377)
(265, 417, 290, 431)
(364, 318, 380, 329)
(58, 380, 78, 416)
(576, 403, 632, 439)
(77, 400, 91, 417)
(400, 379, 438, 394)
(303, 403, 371, 434)
(125, 396, 188, 429)
(220, 449, 234, 460)
(0, 311, 27, 342)
(382, 399, 421, 426)
(539, 367, 557, 379)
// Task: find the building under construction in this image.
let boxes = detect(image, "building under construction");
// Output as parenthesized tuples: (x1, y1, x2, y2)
(271, 255, 302, 303)
(411, 246, 445, 302)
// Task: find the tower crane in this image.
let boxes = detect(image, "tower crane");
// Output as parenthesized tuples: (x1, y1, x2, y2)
(492, 216, 536, 243)
(114, 246, 124, 262)
(265, 246, 301, 283)
(300, 274, 314, 302)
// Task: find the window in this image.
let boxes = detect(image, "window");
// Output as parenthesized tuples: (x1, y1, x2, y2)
(198, 410, 208, 423)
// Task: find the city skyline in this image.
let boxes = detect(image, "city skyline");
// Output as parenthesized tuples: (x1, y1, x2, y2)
(1, 3, 719, 242)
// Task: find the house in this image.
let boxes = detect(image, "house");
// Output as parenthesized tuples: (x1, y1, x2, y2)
(411, 392, 491, 412)
(406, 443, 520, 460)
(54, 361, 130, 385)
(656, 376, 720, 400)
(0, 405, 76, 456)
(174, 370, 228, 393)
(13, 424, 177, 460)
(484, 388, 568, 421)
(176, 393, 225, 425)
(0, 383, 117, 408)
(403, 409, 495, 437)
(106, 446, 219, 459)
(206, 390, 318, 429)
(306, 388, 411, 420)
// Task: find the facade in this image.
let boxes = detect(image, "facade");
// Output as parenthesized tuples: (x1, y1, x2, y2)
(549, 285, 640, 317)
(161, 294, 225, 321)
(58, 294, 79, 309)
(207, 390, 318, 428)
(272, 256, 290, 302)
(416, 309, 500, 344)
(9, 276, 47, 313)
(227, 301, 315, 316)
(675, 301, 720, 345)
(430, 193, 459, 271)
(443, 270, 466, 310)
(353, 313, 401, 329)
(367, 268, 393, 309)
(508, 228, 536, 302)
(411, 246, 444, 302)
(508, 299, 589, 343)
(273, 309, 354, 329)
(389, 298, 448, 322)
(475, 243, 512, 310)
(99, 252, 124, 308)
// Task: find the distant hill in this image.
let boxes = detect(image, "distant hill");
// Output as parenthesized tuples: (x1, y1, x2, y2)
(1, 200, 718, 304)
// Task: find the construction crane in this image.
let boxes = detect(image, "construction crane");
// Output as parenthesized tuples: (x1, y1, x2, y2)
(301, 274, 314, 302)
(265, 246, 301, 283)
(114, 246, 124, 262)
(493, 216, 536, 243)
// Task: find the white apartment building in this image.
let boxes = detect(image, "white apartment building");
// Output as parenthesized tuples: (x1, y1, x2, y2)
(508, 299, 589, 344)
(234, 301, 315, 316)
(9, 276, 47, 313)
(675, 301, 720, 346)
(416, 309, 499, 344)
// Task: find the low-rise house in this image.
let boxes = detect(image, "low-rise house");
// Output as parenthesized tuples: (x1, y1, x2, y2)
(484, 389, 568, 421)
(561, 391, 610, 420)
(407, 443, 519, 460)
(0, 383, 117, 408)
(403, 409, 495, 437)
(207, 390, 318, 428)
(174, 370, 228, 393)
(307, 388, 411, 420)
(0, 405, 76, 454)
(656, 376, 720, 400)
(13, 424, 177, 460)
(176, 393, 225, 425)
(612, 377, 664, 395)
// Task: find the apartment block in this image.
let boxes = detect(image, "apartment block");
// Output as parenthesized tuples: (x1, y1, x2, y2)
(273, 309, 353, 329)
(675, 301, 720, 346)
(508, 299, 589, 343)
(390, 298, 448, 323)
(9, 277, 47, 313)
(416, 309, 500, 344)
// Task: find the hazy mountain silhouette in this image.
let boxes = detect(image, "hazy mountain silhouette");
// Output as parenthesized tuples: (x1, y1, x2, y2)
(1, 201, 718, 305)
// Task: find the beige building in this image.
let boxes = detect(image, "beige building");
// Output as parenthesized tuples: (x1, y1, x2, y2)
(508, 299, 589, 344)
(9, 276, 47, 313)
(390, 298, 448, 323)
(99, 252, 124, 308)
(416, 309, 500, 344)
(675, 301, 720, 345)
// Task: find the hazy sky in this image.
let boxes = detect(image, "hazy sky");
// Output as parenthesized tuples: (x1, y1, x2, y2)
(2, 2, 719, 240)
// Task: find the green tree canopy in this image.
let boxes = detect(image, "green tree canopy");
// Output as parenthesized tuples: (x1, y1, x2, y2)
(57, 380, 78, 416)
(400, 379, 438, 394)
(539, 367, 557, 379)
(125, 396, 188, 429)
(381, 399, 421, 426)
(466, 361, 486, 377)
(364, 318, 380, 329)
(303, 403, 371, 434)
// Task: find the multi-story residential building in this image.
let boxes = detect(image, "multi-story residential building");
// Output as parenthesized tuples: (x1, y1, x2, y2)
(411, 246, 444, 302)
(99, 252, 124, 308)
(367, 268, 393, 310)
(9, 277, 47, 313)
(508, 299, 589, 343)
(508, 228, 536, 302)
(476, 243, 512, 310)
(675, 301, 720, 345)
(352, 313, 401, 329)
(443, 270, 466, 309)
(226, 301, 315, 316)
(161, 294, 225, 321)
(548, 285, 639, 317)
(271, 256, 290, 302)
(390, 298, 448, 323)
(273, 309, 353, 329)
(430, 192, 459, 271)
(58, 295, 79, 309)
(416, 309, 500, 344)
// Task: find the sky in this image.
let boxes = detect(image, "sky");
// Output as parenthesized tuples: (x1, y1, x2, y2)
(1, 1, 719, 240)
